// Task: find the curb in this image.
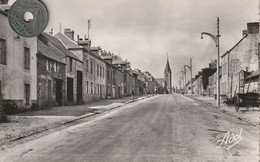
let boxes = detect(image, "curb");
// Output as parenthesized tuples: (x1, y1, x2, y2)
(188, 95, 260, 128)
(1, 95, 151, 146)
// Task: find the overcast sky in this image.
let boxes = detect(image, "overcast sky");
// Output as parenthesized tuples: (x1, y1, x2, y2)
(10, 0, 260, 86)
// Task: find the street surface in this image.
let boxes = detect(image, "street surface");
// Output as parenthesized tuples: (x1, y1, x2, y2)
(0, 94, 259, 162)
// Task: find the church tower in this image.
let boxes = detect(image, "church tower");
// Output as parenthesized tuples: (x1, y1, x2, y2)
(164, 56, 172, 94)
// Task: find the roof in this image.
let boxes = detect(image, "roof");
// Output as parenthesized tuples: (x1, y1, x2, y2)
(101, 55, 113, 60)
(245, 69, 260, 80)
(54, 32, 83, 49)
(112, 60, 127, 65)
(0, 4, 9, 15)
(164, 58, 172, 74)
(39, 33, 82, 62)
(37, 40, 66, 64)
(112, 54, 127, 65)
(221, 34, 248, 58)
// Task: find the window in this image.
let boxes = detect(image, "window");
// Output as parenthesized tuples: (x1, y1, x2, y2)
(90, 61, 93, 74)
(103, 67, 105, 78)
(100, 66, 102, 77)
(230, 59, 240, 74)
(0, 81, 2, 101)
(97, 65, 99, 76)
(97, 84, 99, 95)
(25, 84, 30, 105)
(91, 82, 93, 94)
(46, 60, 49, 71)
(56, 63, 59, 72)
(48, 80, 52, 99)
(0, 39, 6, 64)
(54, 62, 57, 72)
(69, 58, 73, 72)
(24, 47, 30, 70)
(87, 81, 89, 94)
(86, 60, 89, 72)
(107, 70, 110, 79)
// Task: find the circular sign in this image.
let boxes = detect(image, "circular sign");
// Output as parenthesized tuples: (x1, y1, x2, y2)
(8, 0, 49, 37)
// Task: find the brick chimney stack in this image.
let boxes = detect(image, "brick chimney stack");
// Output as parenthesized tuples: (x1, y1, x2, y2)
(64, 28, 74, 40)
(247, 22, 259, 34)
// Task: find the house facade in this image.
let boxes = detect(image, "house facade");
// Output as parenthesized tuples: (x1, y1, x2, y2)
(220, 22, 259, 97)
(37, 38, 66, 107)
(0, 6, 37, 110)
(54, 32, 85, 104)
(39, 33, 83, 105)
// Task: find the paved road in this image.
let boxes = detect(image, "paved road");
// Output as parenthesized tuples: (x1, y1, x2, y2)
(0, 94, 259, 162)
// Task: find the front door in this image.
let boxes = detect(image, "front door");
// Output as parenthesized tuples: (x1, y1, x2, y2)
(56, 79, 63, 106)
(67, 77, 73, 103)
(77, 71, 83, 104)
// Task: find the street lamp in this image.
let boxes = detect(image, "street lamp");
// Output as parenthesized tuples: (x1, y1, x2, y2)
(180, 70, 186, 94)
(184, 58, 193, 94)
(179, 76, 183, 93)
(201, 17, 220, 106)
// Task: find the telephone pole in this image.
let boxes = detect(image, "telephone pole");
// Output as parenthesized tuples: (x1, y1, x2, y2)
(201, 17, 220, 106)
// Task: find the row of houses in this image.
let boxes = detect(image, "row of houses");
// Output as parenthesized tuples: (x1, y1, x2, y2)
(184, 22, 260, 99)
(0, 5, 158, 110)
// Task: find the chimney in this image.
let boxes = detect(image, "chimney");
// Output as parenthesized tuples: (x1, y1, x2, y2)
(48, 28, 53, 35)
(0, 0, 9, 4)
(247, 22, 259, 34)
(242, 30, 248, 36)
(64, 28, 74, 40)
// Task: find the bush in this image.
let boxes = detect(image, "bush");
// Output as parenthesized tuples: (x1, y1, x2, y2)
(3, 101, 18, 115)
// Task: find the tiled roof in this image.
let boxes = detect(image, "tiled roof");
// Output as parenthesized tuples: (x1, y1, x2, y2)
(39, 33, 82, 62)
(54, 32, 83, 49)
(37, 40, 66, 64)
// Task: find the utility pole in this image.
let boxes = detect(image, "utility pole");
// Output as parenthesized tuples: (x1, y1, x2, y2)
(88, 19, 91, 40)
(217, 17, 220, 107)
(190, 58, 193, 94)
(201, 17, 220, 106)
(184, 58, 193, 94)
(258, 43, 260, 95)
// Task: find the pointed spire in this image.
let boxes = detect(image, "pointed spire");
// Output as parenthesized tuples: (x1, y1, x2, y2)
(164, 54, 172, 74)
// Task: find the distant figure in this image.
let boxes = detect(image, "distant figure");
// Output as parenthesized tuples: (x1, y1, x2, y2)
(132, 88, 135, 100)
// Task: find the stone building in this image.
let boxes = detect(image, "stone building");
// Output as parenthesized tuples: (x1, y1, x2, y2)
(221, 22, 259, 97)
(0, 5, 37, 110)
(54, 32, 85, 104)
(101, 52, 124, 99)
(164, 58, 172, 94)
(37, 38, 66, 107)
(71, 35, 107, 101)
(38, 33, 83, 105)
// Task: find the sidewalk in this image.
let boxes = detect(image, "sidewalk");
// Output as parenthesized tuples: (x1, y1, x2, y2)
(188, 95, 260, 127)
(0, 95, 149, 146)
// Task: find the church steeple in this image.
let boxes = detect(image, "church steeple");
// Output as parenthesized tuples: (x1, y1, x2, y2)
(164, 54, 172, 94)
(164, 55, 172, 74)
